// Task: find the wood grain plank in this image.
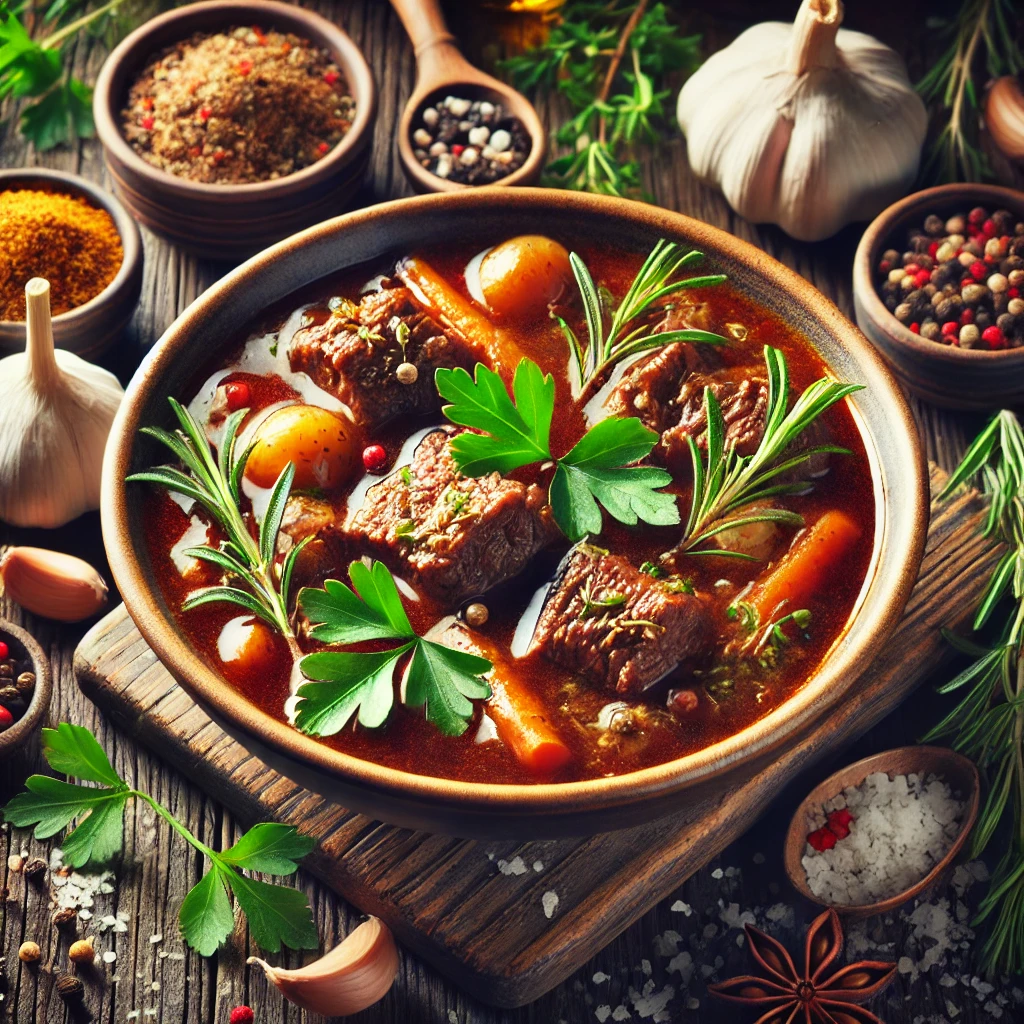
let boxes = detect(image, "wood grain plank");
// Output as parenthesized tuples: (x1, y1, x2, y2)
(72, 465, 1002, 1008)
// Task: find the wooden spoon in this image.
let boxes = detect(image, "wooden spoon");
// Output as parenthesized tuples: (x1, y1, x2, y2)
(783, 745, 980, 919)
(390, 0, 546, 193)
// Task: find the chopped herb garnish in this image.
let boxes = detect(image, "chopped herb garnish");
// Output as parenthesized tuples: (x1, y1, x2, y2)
(400, 465, 412, 486)
(329, 295, 359, 318)
(435, 357, 680, 542)
(296, 560, 492, 737)
(663, 576, 695, 595)
(578, 580, 627, 619)
(395, 319, 411, 356)
(770, 609, 812, 648)
(357, 324, 385, 342)
(639, 561, 665, 578)
(705, 677, 734, 704)
(394, 518, 417, 539)
(2, 724, 316, 957)
(728, 600, 760, 634)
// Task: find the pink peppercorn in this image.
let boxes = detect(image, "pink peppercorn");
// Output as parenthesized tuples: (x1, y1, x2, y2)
(983, 218, 996, 237)
(807, 827, 837, 852)
(970, 260, 987, 281)
(969, 207, 987, 226)
(941, 321, 959, 337)
(362, 444, 387, 473)
(961, 308, 974, 325)
(230, 1008, 254, 1024)
(983, 326, 1006, 349)
(0, 641, 8, 659)
(141, 116, 155, 130)
(324, 69, 339, 85)
(904, 263, 920, 275)
(928, 241, 940, 259)
(0, 707, 12, 729)
(1010, 287, 1020, 299)
(909, 322, 920, 334)
(914, 270, 930, 288)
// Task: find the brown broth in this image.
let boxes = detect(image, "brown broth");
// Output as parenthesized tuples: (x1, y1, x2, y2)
(142, 239, 876, 785)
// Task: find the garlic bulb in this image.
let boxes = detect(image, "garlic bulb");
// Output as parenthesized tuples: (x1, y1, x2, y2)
(677, 0, 927, 242)
(986, 76, 1024, 163)
(0, 278, 124, 527)
(0, 547, 109, 622)
(248, 917, 399, 1016)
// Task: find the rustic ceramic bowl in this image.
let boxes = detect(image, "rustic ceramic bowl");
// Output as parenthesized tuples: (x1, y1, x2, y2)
(92, 0, 376, 260)
(101, 190, 928, 838)
(783, 746, 980, 919)
(853, 183, 1024, 410)
(0, 618, 52, 761)
(0, 168, 143, 358)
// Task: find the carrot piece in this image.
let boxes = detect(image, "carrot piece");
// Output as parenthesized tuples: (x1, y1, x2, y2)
(748, 510, 863, 622)
(440, 622, 571, 775)
(396, 256, 526, 376)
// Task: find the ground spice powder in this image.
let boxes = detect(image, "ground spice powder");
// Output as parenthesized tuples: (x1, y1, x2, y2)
(0, 189, 123, 321)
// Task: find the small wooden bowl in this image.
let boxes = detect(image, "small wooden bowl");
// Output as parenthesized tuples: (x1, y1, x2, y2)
(0, 168, 143, 358)
(784, 746, 980, 919)
(853, 183, 1024, 410)
(0, 618, 52, 761)
(92, 0, 376, 260)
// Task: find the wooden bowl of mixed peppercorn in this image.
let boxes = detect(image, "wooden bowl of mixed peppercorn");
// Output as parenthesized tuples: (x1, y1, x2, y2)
(92, 0, 376, 260)
(853, 184, 1024, 410)
(0, 618, 51, 760)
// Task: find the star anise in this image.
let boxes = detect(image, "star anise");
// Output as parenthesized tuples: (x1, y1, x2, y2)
(708, 908, 896, 1024)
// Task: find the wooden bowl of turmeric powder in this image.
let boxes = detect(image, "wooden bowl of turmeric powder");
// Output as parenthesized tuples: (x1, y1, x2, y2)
(0, 168, 144, 358)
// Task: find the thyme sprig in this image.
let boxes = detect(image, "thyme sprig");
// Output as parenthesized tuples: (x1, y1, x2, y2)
(916, 0, 1023, 184)
(556, 238, 728, 397)
(500, 1, 703, 196)
(668, 346, 861, 560)
(927, 410, 1024, 975)
(127, 398, 305, 639)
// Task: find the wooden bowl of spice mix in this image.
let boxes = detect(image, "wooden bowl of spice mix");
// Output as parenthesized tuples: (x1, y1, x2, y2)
(853, 183, 1024, 410)
(92, 0, 376, 260)
(0, 617, 52, 761)
(0, 169, 143, 358)
(784, 746, 980, 919)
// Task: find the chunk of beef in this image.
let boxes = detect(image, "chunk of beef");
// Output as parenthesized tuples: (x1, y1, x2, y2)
(288, 285, 475, 430)
(661, 371, 769, 468)
(275, 493, 342, 587)
(527, 544, 711, 695)
(344, 429, 558, 606)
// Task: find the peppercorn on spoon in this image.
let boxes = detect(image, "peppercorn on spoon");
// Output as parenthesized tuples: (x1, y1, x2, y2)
(390, 0, 545, 193)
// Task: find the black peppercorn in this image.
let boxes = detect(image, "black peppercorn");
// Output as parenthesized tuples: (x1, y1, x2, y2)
(56, 975, 84, 1001)
(0, 664, 12, 678)
(23, 858, 46, 881)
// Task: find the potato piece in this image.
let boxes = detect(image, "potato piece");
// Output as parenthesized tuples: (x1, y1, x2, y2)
(245, 405, 358, 491)
(217, 615, 280, 679)
(479, 235, 572, 319)
(715, 518, 780, 561)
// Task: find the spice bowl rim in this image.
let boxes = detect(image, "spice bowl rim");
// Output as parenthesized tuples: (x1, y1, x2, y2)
(783, 744, 981, 919)
(91, 0, 377, 202)
(0, 617, 52, 760)
(101, 188, 928, 837)
(0, 167, 143, 341)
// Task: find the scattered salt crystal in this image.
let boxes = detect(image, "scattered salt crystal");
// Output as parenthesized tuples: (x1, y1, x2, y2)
(985, 1002, 1003, 1018)
(802, 771, 965, 905)
(651, 930, 681, 957)
(685, 997, 700, 1010)
(765, 903, 794, 928)
(498, 856, 527, 876)
(595, 1007, 611, 1023)
(940, 973, 957, 987)
(641, 958, 651, 975)
(667, 951, 692, 984)
(736, 933, 746, 947)
(533, 861, 544, 873)
(127, 1013, 140, 1021)
(593, 972, 610, 984)
(611, 1007, 629, 1021)
(718, 901, 756, 931)
(542, 891, 559, 918)
(628, 983, 673, 1019)
(103, 951, 116, 964)
(149, 934, 162, 944)
(711, 868, 723, 879)
(448, 1012, 458, 1024)
(752, 852, 766, 865)
(702, 924, 717, 939)
(669, 900, 692, 916)
(898, 956, 914, 974)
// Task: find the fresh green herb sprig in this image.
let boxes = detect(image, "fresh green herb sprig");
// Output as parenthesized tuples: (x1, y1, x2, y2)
(556, 239, 728, 397)
(500, 0, 703, 196)
(0, 0, 139, 149)
(916, 0, 1023, 184)
(668, 346, 861, 560)
(927, 410, 1024, 976)
(436, 357, 679, 542)
(128, 398, 305, 639)
(2, 724, 317, 956)
(296, 560, 492, 738)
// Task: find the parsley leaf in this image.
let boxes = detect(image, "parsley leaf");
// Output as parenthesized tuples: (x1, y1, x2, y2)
(435, 357, 680, 541)
(1, 724, 317, 957)
(296, 561, 493, 738)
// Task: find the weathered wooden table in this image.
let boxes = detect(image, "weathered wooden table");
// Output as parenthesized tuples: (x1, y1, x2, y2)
(0, 3, 1011, 1023)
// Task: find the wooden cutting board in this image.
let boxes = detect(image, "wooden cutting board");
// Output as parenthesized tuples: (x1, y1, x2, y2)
(74, 464, 999, 1009)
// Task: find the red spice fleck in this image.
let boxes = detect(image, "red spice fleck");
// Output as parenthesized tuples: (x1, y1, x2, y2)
(199, 106, 212, 121)
(807, 827, 837, 852)
(252, 25, 267, 45)
(1010, 287, 1021, 299)
(983, 325, 1006, 349)
(188, 146, 202, 158)
(904, 263, 920, 276)
(914, 270, 930, 288)
(0, 641, 8, 659)
(928, 241, 940, 259)
(826, 808, 854, 839)
(362, 444, 388, 473)
(281, 41, 291, 54)
(224, 381, 250, 412)
(970, 260, 987, 281)
(324, 69, 340, 86)
(451, 144, 465, 156)
(229, 1008, 254, 1024)
(141, 116, 155, 130)
(961, 277, 975, 290)
(238, 59, 253, 76)
(141, 96, 154, 111)
(983, 218, 997, 237)
(969, 206, 987, 226)
(317, 141, 329, 154)
(909, 322, 920, 334)
(879, 260, 892, 274)
(941, 321, 959, 337)
(213, 149, 228, 163)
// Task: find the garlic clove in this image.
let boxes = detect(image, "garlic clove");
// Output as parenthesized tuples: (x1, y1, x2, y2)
(248, 916, 399, 1016)
(0, 279, 124, 528)
(986, 76, 1024, 163)
(0, 546, 109, 622)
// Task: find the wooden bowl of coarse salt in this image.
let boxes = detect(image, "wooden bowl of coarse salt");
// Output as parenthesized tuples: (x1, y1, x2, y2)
(783, 746, 979, 919)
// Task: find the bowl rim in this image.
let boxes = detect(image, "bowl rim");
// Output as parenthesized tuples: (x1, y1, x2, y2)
(853, 182, 1024, 365)
(782, 745, 981, 916)
(0, 617, 52, 755)
(101, 188, 929, 818)
(0, 167, 142, 331)
(92, 0, 377, 202)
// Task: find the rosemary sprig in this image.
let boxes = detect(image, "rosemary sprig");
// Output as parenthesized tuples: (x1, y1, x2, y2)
(668, 346, 861, 560)
(127, 398, 304, 638)
(916, 0, 1023, 184)
(926, 410, 1024, 976)
(500, 1, 703, 197)
(556, 238, 728, 397)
